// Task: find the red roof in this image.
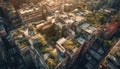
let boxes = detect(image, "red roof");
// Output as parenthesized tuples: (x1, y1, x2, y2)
(105, 22, 120, 36)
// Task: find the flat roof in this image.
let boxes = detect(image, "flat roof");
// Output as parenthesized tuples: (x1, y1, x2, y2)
(76, 36, 86, 45)
(55, 22, 63, 29)
(80, 23, 90, 29)
(105, 22, 120, 35)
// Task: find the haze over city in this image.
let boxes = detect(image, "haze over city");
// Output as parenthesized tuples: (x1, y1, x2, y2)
(0, 0, 120, 69)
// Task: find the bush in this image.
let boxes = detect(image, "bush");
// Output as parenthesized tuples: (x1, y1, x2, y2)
(47, 58, 56, 69)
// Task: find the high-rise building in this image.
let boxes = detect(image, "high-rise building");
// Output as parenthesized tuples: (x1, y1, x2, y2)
(9, 0, 42, 9)
(17, 3, 43, 23)
(0, 37, 8, 69)
(0, 3, 22, 29)
(71, 37, 111, 69)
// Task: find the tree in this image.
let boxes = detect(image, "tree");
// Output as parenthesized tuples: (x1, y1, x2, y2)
(64, 45, 75, 50)
(47, 58, 56, 69)
(64, 40, 74, 45)
(49, 49, 58, 58)
(39, 35, 47, 46)
(96, 12, 107, 24)
(44, 47, 52, 53)
(86, 12, 107, 27)
(63, 40, 75, 50)
(111, 13, 120, 22)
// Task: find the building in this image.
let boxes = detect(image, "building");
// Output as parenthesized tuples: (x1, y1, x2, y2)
(56, 37, 83, 69)
(10, 25, 44, 69)
(86, 0, 100, 11)
(1, 35, 25, 69)
(21, 46, 37, 69)
(17, 3, 43, 23)
(71, 36, 111, 69)
(9, 0, 41, 9)
(76, 22, 97, 44)
(83, 38, 109, 69)
(0, 3, 22, 29)
(0, 37, 8, 69)
(99, 39, 120, 69)
(54, 22, 66, 38)
(107, 0, 120, 8)
(100, 22, 120, 40)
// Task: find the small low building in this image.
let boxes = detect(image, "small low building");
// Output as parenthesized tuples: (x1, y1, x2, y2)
(56, 38, 67, 53)
(76, 22, 97, 42)
(101, 22, 120, 40)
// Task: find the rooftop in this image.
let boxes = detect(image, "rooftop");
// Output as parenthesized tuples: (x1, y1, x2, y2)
(104, 22, 120, 36)
(79, 23, 97, 34)
(76, 36, 86, 45)
(34, 43, 67, 69)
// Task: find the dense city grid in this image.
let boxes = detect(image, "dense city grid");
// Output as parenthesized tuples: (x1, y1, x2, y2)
(0, 0, 120, 69)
